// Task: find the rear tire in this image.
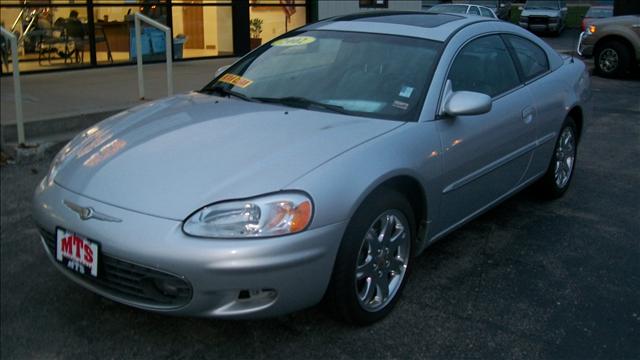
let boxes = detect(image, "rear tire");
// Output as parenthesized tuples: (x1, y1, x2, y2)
(535, 117, 578, 199)
(325, 189, 415, 325)
(595, 40, 632, 78)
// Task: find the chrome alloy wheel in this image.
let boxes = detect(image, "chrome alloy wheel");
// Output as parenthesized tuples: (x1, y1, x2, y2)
(355, 210, 410, 312)
(554, 127, 576, 189)
(598, 48, 619, 73)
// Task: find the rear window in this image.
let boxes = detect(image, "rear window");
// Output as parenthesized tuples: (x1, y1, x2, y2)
(503, 35, 549, 81)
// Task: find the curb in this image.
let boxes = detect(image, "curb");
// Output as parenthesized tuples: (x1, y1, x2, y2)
(1, 109, 122, 164)
(1, 109, 122, 144)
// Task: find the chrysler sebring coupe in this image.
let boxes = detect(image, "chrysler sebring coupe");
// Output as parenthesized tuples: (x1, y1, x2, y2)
(33, 12, 591, 325)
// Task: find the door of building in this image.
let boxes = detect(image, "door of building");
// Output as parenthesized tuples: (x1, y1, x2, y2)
(183, 0, 204, 49)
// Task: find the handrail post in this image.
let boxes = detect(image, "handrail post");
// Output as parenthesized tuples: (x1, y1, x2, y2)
(1, 26, 25, 145)
(135, 15, 144, 99)
(134, 13, 173, 100)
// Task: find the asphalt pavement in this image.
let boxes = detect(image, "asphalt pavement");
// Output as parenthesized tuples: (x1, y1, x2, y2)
(1, 32, 639, 359)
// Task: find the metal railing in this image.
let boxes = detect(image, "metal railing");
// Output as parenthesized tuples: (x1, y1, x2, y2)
(1, 26, 25, 145)
(134, 13, 173, 100)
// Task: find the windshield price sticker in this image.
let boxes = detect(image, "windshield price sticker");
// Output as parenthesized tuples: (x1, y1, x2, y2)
(272, 36, 316, 47)
(219, 74, 254, 88)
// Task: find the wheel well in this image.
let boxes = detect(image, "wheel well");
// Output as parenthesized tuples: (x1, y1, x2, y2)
(595, 35, 636, 62)
(377, 176, 427, 227)
(568, 106, 584, 142)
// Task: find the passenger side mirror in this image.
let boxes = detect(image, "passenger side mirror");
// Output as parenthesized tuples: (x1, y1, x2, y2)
(561, 7, 568, 12)
(444, 91, 492, 117)
(215, 65, 231, 77)
(518, 6, 523, 11)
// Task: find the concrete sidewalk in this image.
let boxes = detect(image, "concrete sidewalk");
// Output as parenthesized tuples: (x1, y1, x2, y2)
(0, 57, 236, 143)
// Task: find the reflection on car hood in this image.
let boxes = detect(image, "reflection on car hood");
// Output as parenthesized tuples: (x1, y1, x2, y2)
(52, 92, 404, 220)
(521, 9, 561, 17)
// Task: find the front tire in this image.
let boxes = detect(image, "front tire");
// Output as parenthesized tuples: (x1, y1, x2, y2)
(595, 40, 632, 78)
(325, 189, 415, 325)
(535, 117, 578, 199)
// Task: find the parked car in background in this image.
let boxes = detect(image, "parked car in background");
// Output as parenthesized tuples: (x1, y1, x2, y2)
(427, 3, 497, 18)
(469, 0, 513, 20)
(33, 12, 591, 325)
(518, 0, 568, 35)
(581, 5, 614, 32)
(578, 15, 640, 77)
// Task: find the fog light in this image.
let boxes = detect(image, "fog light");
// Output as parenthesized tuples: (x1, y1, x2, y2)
(153, 278, 181, 297)
(237, 288, 277, 301)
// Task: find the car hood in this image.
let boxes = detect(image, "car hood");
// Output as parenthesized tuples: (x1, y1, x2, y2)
(521, 9, 561, 17)
(590, 15, 639, 27)
(52, 92, 403, 220)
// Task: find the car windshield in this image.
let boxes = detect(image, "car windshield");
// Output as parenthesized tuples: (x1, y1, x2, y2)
(428, 4, 469, 14)
(525, 0, 560, 10)
(202, 30, 442, 121)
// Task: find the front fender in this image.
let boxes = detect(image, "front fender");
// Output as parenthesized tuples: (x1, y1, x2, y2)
(286, 122, 443, 246)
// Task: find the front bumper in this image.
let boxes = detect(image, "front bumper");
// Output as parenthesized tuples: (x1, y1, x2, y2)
(577, 31, 594, 57)
(519, 19, 561, 32)
(32, 179, 347, 318)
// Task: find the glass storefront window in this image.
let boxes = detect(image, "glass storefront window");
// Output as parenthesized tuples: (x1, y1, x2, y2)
(1, 5, 90, 73)
(92, 5, 168, 64)
(1, 0, 307, 74)
(171, 5, 233, 59)
(249, 4, 306, 48)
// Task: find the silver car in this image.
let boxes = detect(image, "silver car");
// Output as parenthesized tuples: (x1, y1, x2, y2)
(33, 12, 591, 325)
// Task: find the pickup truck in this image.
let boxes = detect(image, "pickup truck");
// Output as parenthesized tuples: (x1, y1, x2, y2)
(578, 15, 640, 77)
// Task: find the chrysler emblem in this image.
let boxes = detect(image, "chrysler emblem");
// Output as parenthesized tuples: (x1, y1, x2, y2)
(63, 200, 122, 222)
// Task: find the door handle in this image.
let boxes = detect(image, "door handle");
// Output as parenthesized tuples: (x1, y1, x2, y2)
(522, 107, 535, 124)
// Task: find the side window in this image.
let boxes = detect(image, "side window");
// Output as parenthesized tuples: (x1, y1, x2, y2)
(480, 7, 494, 18)
(504, 35, 550, 81)
(468, 6, 481, 16)
(448, 35, 521, 98)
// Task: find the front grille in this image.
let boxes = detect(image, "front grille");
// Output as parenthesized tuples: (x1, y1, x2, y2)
(40, 229, 192, 309)
(528, 16, 549, 25)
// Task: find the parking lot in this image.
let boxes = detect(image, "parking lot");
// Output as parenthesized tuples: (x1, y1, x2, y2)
(1, 31, 639, 359)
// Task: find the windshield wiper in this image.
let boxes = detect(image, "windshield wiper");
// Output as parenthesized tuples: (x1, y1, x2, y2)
(253, 96, 352, 115)
(201, 86, 255, 102)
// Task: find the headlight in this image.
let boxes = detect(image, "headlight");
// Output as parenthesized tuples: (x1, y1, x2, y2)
(587, 24, 597, 35)
(183, 192, 313, 238)
(46, 143, 71, 185)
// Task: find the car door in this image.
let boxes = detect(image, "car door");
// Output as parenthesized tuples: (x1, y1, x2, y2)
(501, 34, 559, 180)
(435, 35, 536, 229)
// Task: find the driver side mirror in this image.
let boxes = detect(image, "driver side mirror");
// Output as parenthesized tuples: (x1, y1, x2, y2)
(561, 7, 568, 12)
(518, 6, 523, 11)
(444, 91, 492, 117)
(215, 65, 231, 77)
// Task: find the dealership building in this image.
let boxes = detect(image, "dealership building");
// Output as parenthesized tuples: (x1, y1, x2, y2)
(0, 0, 424, 74)
(2, 0, 630, 75)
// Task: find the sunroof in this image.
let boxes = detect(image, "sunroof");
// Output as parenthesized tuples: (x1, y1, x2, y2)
(331, 12, 463, 28)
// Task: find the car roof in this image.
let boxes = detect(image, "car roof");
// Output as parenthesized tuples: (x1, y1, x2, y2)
(302, 11, 496, 42)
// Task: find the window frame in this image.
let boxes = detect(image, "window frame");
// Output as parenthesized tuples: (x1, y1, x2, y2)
(467, 5, 481, 16)
(501, 34, 551, 84)
(444, 33, 524, 101)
